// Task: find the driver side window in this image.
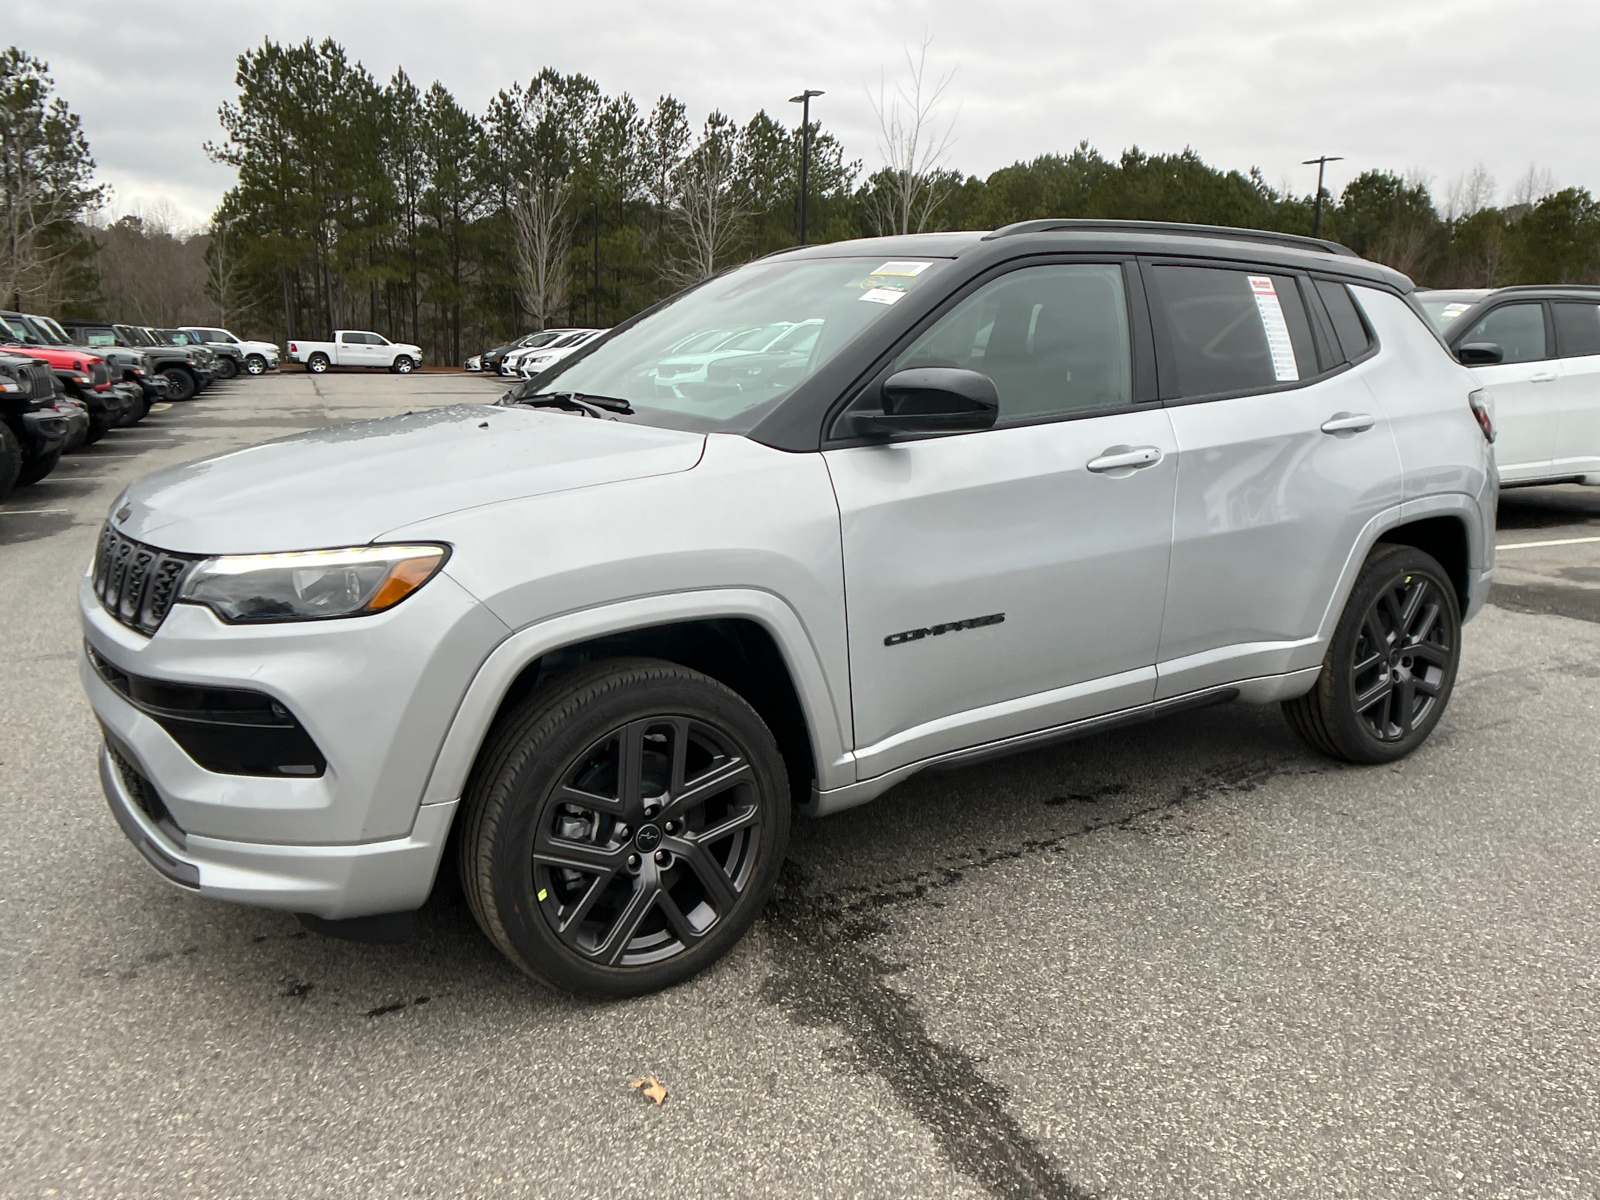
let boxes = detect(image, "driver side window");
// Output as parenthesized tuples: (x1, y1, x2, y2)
(892, 263, 1133, 421)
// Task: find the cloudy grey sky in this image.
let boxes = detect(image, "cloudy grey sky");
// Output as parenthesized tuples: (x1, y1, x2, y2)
(11, 0, 1595, 228)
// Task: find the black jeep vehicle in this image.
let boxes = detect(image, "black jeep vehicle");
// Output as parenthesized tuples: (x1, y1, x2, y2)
(58, 318, 174, 414)
(20, 312, 150, 425)
(0, 351, 70, 499)
(0, 310, 124, 442)
(158, 328, 241, 379)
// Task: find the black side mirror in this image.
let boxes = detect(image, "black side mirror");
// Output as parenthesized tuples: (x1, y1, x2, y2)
(23, 335, 39, 345)
(851, 367, 1000, 436)
(1458, 342, 1504, 366)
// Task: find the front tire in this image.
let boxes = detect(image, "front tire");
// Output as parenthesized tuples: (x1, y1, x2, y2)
(306, 353, 329, 374)
(160, 367, 197, 401)
(391, 355, 415, 374)
(1283, 543, 1462, 763)
(216, 356, 239, 380)
(245, 354, 267, 375)
(458, 658, 791, 997)
(16, 447, 61, 486)
(0, 423, 20, 499)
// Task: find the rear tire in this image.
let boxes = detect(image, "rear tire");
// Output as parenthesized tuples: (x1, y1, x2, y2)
(16, 447, 61, 486)
(458, 658, 791, 997)
(0, 423, 21, 499)
(160, 367, 197, 401)
(307, 353, 329, 374)
(1283, 543, 1462, 764)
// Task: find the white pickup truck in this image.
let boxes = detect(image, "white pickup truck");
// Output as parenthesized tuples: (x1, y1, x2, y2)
(287, 331, 425, 374)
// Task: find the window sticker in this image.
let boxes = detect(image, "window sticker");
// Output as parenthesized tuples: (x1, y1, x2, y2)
(1248, 275, 1299, 382)
(872, 261, 933, 277)
(1438, 302, 1473, 326)
(861, 286, 908, 305)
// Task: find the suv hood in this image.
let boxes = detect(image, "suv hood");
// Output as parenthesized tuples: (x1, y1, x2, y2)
(113, 404, 707, 554)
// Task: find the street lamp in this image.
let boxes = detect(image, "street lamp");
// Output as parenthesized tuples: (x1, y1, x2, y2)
(1302, 155, 1344, 239)
(789, 89, 825, 245)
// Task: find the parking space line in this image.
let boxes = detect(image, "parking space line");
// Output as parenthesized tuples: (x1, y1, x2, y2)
(1497, 535, 1600, 551)
(0, 508, 73, 515)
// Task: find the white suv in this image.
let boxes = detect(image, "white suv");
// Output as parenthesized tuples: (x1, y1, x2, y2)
(82, 222, 1496, 996)
(1419, 286, 1600, 488)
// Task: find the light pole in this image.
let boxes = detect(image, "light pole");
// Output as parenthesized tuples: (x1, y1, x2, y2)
(1302, 155, 1344, 239)
(789, 89, 824, 245)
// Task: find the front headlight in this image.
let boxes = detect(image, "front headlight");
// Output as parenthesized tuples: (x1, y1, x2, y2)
(178, 544, 449, 623)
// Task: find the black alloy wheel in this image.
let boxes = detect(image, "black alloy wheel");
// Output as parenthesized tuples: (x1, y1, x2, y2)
(1283, 544, 1462, 763)
(460, 658, 790, 996)
(160, 366, 196, 401)
(245, 355, 267, 375)
(306, 353, 329, 374)
(216, 356, 239, 380)
(391, 355, 415, 374)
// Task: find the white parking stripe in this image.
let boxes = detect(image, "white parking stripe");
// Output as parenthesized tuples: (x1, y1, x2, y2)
(1496, 535, 1600, 551)
(0, 508, 73, 515)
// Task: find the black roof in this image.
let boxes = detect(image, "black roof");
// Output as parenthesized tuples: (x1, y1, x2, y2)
(771, 220, 1409, 291)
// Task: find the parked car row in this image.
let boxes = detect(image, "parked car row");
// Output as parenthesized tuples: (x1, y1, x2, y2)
(465, 327, 605, 377)
(0, 311, 272, 500)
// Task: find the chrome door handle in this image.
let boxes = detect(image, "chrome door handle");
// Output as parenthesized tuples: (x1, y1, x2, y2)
(1529, 372, 1558, 383)
(1319, 412, 1375, 434)
(1086, 445, 1163, 472)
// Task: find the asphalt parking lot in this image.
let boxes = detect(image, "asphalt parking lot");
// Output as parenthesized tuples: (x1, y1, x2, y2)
(4, 371, 1599, 1199)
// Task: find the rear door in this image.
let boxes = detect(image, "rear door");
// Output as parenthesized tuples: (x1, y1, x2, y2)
(1550, 300, 1600, 480)
(1146, 264, 1404, 698)
(1456, 301, 1560, 482)
(338, 331, 377, 366)
(825, 260, 1178, 780)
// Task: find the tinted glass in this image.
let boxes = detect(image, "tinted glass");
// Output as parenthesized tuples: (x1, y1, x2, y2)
(891, 263, 1132, 419)
(1460, 303, 1546, 364)
(0, 315, 28, 339)
(80, 328, 117, 346)
(340, 332, 361, 343)
(536, 256, 949, 430)
(1314, 281, 1374, 361)
(1553, 302, 1600, 358)
(1153, 267, 1316, 397)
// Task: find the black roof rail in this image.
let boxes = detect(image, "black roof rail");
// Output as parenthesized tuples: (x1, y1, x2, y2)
(981, 218, 1359, 258)
(1483, 283, 1600, 295)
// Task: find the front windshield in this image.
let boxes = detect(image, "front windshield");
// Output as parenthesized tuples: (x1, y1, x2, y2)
(77, 327, 117, 346)
(117, 325, 155, 346)
(0, 315, 29, 341)
(30, 316, 71, 344)
(532, 256, 949, 429)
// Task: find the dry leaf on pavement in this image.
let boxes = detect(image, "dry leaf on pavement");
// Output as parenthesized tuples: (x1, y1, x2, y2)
(630, 1075, 668, 1105)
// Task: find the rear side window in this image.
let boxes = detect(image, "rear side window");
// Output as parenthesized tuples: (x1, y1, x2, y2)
(1150, 266, 1316, 398)
(1459, 303, 1548, 364)
(1553, 302, 1600, 358)
(1315, 281, 1374, 361)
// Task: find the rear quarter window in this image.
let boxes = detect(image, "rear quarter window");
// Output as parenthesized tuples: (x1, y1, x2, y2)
(1315, 280, 1375, 360)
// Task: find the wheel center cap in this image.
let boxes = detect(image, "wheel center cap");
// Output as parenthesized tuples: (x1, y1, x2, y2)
(635, 824, 663, 852)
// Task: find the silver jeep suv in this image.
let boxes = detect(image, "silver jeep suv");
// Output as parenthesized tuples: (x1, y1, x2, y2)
(81, 221, 1497, 995)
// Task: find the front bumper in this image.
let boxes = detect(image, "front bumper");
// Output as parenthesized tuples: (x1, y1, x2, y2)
(99, 739, 456, 918)
(79, 565, 507, 917)
(19, 407, 69, 457)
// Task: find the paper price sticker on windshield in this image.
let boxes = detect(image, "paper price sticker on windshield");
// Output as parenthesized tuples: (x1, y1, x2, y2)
(1248, 275, 1299, 382)
(872, 261, 933, 277)
(861, 286, 908, 305)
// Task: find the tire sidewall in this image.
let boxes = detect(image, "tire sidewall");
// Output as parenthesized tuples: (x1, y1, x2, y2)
(392, 355, 415, 374)
(0, 422, 21, 498)
(161, 367, 196, 400)
(245, 355, 267, 375)
(307, 354, 328, 374)
(217, 356, 239, 380)
(1320, 546, 1462, 763)
(478, 669, 791, 996)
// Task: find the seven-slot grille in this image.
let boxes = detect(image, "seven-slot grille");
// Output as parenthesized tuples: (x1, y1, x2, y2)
(18, 360, 52, 401)
(93, 524, 200, 635)
(89, 360, 110, 387)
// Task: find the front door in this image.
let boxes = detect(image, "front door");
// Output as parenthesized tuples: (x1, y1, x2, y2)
(1144, 266, 1405, 697)
(825, 262, 1178, 781)
(1458, 301, 1560, 482)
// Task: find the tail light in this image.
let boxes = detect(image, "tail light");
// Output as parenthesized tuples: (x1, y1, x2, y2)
(1468, 389, 1496, 443)
(288, 342, 297, 354)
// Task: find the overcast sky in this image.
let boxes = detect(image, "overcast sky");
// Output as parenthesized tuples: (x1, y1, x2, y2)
(12, 0, 1596, 229)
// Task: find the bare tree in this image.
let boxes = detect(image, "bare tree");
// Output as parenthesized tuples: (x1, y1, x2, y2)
(1442, 163, 1496, 221)
(92, 202, 210, 326)
(665, 112, 747, 283)
(204, 213, 257, 330)
(1508, 163, 1556, 210)
(512, 177, 573, 330)
(867, 37, 959, 235)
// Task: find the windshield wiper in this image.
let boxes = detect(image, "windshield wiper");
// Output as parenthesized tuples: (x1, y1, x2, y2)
(507, 390, 634, 417)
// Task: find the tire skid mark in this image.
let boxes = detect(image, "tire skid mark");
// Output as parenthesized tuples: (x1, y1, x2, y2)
(761, 759, 1303, 1200)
